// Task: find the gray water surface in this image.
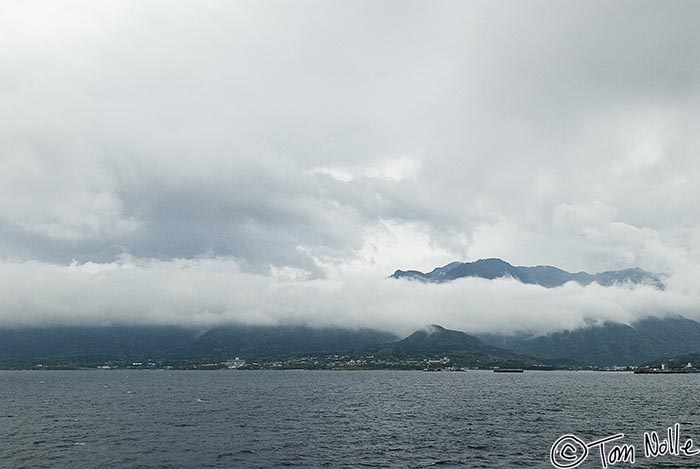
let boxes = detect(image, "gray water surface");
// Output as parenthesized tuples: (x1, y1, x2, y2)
(1, 370, 699, 468)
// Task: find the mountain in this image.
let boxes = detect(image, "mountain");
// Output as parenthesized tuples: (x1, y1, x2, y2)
(387, 324, 485, 355)
(5, 318, 698, 368)
(185, 325, 398, 360)
(390, 258, 664, 289)
(0, 326, 200, 367)
(479, 316, 700, 366)
(0, 323, 567, 369)
(0, 325, 398, 367)
(372, 324, 568, 368)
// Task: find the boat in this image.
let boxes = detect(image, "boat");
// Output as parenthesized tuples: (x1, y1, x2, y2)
(493, 368, 524, 373)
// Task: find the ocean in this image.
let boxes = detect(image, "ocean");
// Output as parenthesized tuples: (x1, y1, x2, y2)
(2, 370, 699, 468)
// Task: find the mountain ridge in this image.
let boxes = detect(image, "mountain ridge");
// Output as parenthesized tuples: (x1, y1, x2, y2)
(478, 316, 700, 366)
(3, 317, 700, 367)
(370, 324, 569, 368)
(390, 257, 664, 289)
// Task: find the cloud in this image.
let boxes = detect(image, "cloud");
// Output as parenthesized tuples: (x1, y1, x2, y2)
(0, 257, 698, 336)
(0, 1, 699, 329)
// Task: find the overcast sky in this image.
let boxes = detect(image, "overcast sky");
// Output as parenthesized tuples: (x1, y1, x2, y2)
(1, 1, 700, 334)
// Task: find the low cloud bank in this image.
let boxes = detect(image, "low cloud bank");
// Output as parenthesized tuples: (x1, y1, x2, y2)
(1, 257, 698, 337)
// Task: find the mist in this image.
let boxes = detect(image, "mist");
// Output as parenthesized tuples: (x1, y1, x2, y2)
(1, 257, 698, 337)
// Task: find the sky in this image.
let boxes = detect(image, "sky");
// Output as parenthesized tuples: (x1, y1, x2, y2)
(1, 0, 700, 335)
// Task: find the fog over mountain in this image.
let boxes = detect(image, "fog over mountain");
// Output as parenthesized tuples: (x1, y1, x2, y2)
(0, 256, 698, 337)
(1, 1, 700, 335)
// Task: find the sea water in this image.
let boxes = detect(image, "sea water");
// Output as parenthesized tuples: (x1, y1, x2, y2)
(1, 370, 699, 468)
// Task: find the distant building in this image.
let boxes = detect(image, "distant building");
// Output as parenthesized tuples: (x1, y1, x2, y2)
(225, 358, 246, 369)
